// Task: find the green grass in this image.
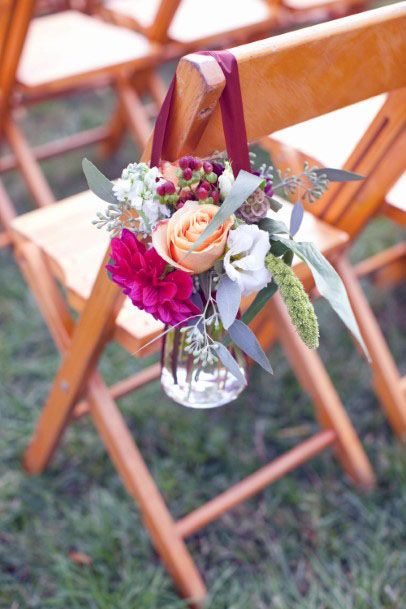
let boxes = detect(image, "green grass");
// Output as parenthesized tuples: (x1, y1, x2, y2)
(1, 78, 406, 608)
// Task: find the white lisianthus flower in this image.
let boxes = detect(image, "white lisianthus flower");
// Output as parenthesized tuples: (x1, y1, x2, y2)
(224, 224, 272, 296)
(218, 161, 235, 199)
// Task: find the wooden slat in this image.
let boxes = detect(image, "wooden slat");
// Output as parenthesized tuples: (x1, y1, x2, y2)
(0, 0, 35, 122)
(175, 429, 336, 538)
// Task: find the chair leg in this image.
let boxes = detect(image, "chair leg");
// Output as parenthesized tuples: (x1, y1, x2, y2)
(116, 77, 152, 150)
(100, 100, 127, 158)
(268, 293, 375, 489)
(88, 375, 206, 606)
(3, 118, 55, 207)
(0, 178, 16, 247)
(336, 256, 406, 439)
(22, 250, 124, 474)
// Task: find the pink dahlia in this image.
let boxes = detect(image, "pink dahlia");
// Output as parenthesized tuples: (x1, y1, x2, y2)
(107, 229, 201, 325)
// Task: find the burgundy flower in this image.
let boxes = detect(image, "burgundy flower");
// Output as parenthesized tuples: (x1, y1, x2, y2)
(106, 229, 201, 326)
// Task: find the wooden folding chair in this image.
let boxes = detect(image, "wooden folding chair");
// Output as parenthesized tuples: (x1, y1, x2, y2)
(0, 0, 164, 246)
(259, 65, 406, 438)
(96, 0, 281, 50)
(9, 4, 405, 605)
(281, 0, 369, 23)
(96, 0, 370, 48)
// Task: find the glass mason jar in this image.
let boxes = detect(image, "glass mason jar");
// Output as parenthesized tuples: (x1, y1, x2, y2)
(161, 322, 248, 409)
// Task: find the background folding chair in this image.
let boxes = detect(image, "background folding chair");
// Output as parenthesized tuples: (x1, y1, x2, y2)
(0, 0, 164, 246)
(8, 5, 404, 605)
(95, 0, 371, 47)
(260, 83, 406, 437)
(95, 0, 281, 50)
(281, 0, 369, 23)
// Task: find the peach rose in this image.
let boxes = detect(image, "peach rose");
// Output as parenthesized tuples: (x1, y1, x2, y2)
(152, 201, 233, 274)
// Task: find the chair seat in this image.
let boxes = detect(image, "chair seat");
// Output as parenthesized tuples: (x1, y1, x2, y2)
(10, 189, 348, 354)
(17, 11, 159, 93)
(104, 0, 275, 45)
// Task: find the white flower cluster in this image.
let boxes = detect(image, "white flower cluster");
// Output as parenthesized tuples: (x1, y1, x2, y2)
(113, 162, 170, 233)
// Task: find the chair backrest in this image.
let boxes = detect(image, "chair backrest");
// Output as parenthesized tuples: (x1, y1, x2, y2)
(0, 0, 35, 126)
(147, 0, 182, 43)
(142, 2, 406, 236)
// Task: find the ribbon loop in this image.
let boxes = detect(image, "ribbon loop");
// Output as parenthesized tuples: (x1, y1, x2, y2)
(150, 50, 250, 177)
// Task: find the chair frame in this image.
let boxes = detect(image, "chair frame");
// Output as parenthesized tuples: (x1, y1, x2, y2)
(0, 0, 165, 247)
(259, 89, 406, 437)
(12, 4, 406, 605)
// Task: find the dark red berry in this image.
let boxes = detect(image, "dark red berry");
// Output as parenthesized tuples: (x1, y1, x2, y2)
(191, 158, 202, 170)
(196, 187, 209, 200)
(156, 184, 166, 197)
(179, 156, 190, 170)
(164, 180, 176, 194)
(203, 161, 213, 173)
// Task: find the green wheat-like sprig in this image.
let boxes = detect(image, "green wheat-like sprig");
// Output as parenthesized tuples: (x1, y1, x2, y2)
(266, 253, 319, 349)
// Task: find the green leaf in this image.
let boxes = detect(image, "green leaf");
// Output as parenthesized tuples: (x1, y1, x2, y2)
(275, 238, 369, 358)
(216, 275, 241, 330)
(214, 342, 247, 384)
(188, 170, 262, 253)
(242, 281, 278, 326)
(228, 319, 273, 374)
(314, 168, 365, 182)
(259, 217, 290, 236)
(82, 158, 116, 204)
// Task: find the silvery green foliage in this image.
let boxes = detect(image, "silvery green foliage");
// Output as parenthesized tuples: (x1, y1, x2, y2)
(260, 161, 330, 203)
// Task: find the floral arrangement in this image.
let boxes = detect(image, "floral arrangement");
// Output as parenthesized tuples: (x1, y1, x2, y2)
(83, 154, 366, 408)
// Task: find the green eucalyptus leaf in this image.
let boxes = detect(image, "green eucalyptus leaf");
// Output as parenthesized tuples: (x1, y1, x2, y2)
(259, 217, 290, 236)
(82, 158, 116, 204)
(242, 281, 278, 326)
(187, 170, 262, 254)
(228, 319, 273, 374)
(274, 238, 369, 358)
(216, 275, 241, 330)
(214, 342, 247, 384)
(314, 168, 365, 182)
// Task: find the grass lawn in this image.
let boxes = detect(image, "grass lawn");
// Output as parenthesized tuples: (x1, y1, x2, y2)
(0, 70, 405, 607)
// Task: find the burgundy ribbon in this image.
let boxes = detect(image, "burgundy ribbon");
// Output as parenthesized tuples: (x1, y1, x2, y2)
(150, 50, 250, 177)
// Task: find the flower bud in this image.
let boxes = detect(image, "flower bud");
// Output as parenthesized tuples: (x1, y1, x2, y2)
(183, 167, 193, 180)
(203, 161, 213, 173)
